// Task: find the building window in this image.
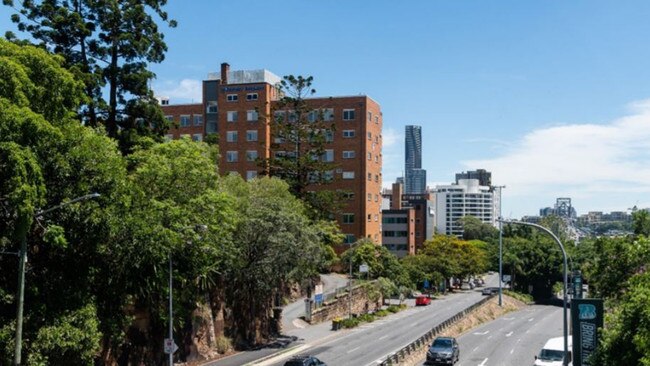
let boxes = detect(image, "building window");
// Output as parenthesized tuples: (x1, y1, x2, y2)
(375, 155, 379, 163)
(288, 111, 297, 123)
(343, 109, 355, 121)
(323, 108, 334, 121)
(207, 102, 218, 113)
(226, 131, 238, 142)
(367, 193, 372, 201)
(343, 130, 355, 138)
(273, 110, 286, 122)
(367, 214, 371, 222)
(375, 174, 379, 182)
(165, 115, 174, 122)
(375, 194, 379, 202)
(368, 111, 372, 121)
(307, 110, 318, 123)
(181, 114, 190, 127)
(246, 130, 258, 141)
(367, 152, 372, 160)
(344, 234, 356, 244)
(227, 94, 238, 102)
(342, 151, 355, 159)
(374, 214, 379, 222)
(227, 111, 238, 122)
(342, 171, 355, 179)
(193, 115, 203, 126)
(246, 150, 258, 161)
(246, 170, 257, 180)
(342, 213, 355, 224)
(192, 134, 203, 142)
(322, 149, 334, 162)
(323, 170, 334, 181)
(246, 93, 258, 101)
(226, 151, 238, 162)
(367, 132, 372, 140)
(375, 115, 379, 124)
(247, 110, 258, 121)
(325, 129, 334, 142)
(367, 173, 372, 181)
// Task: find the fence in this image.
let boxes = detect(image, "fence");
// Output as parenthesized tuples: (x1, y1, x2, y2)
(377, 294, 495, 366)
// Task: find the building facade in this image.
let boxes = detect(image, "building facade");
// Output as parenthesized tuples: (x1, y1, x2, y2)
(160, 63, 383, 244)
(455, 169, 492, 187)
(434, 179, 496, 237)
(404, 125, 426, 194)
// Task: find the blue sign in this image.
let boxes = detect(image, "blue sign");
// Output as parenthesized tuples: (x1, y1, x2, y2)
(314, 293, 323, 305)
(423, 279, 430, 289)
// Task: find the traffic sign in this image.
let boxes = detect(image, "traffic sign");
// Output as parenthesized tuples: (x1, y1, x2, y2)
(164, 338, 178, 354)
(359, 264, 369, 273)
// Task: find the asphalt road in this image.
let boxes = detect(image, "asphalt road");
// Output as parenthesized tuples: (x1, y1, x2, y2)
(268, 275, 499, 366)
(282, 274, 350, 331)
(419, 304, 564, 366)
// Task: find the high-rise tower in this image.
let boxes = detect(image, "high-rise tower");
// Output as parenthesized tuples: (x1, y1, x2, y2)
(405, 125, 426, 194)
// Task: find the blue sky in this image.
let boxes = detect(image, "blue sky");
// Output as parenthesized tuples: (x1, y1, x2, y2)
(3, 1, 650, 217)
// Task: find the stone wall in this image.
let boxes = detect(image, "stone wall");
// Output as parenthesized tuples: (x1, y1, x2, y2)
(308, 284, 382, 324)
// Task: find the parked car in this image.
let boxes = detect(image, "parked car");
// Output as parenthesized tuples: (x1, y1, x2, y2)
(409, 290, 422, 298)
(426, 337, 459, 365)
(415, 295, 431, 306)
(482, 287, 498, 296)
(283, 355, 327, 366)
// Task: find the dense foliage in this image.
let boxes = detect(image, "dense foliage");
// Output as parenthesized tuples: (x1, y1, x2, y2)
(0, 39, 327, 364)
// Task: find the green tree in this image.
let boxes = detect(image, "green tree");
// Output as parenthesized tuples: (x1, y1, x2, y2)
(632, 209, 650, 237)
(341, 239, 409, 287)
(259, 75, 345, 220)
(459, 216, 498, 241)
(3, 0, 177, 148)
(592, 272, 650, 366)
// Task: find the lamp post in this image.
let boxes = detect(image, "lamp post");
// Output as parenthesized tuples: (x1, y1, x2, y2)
(168, 224, 207, 366)
(498, 219, 570, 366)
(348, 242, 353, 319)
(493, 185, 505, 307)
(14, 193, 100, 366)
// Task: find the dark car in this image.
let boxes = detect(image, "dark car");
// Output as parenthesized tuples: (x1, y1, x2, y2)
(482, 287, 498, 295)
(425, 337, 459, 365)
(283, 355, 327, 366)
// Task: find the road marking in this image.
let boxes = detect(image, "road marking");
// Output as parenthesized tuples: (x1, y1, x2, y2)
(528, 317, 535, 322)
(347, 346, 360, 354)
(473, 346, 479, 352)
(474, 330, 490, 335)
(487, 335, 493, 340)
(504, 317, 515, 320)
(478, 358, 488, 366)
(410, 322, 419, 327)
(517, 338, 521, 343)
(510, 348, 515, 354)
(379, 335, 388, 340)
(505, 331, 513, 337)
(292, 319, 306, 329)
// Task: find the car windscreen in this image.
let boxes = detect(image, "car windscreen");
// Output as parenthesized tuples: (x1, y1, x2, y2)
(432, 339, 452, 348)
(539, 349, 565, 361)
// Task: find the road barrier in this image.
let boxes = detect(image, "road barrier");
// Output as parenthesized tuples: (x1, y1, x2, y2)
(377, 294, 495, 366)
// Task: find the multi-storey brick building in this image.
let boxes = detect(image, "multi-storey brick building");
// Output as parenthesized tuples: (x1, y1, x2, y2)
(160, 63, 383, 244)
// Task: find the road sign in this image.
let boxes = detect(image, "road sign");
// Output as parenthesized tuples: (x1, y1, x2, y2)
(423, 279, 430, 289)
(502, 274, 511, 283)
(359, 264, 369, 273)
(164, 338, 178, 354)
(315, 293, 323, 305)
(571, 299, 604, 366)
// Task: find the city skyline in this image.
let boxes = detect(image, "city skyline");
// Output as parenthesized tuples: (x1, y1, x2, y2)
(3, 1, 650, 217)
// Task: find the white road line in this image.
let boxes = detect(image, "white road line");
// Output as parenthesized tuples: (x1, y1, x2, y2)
(510, 348, 515, 354)
(347, 346, 360, 354)
(487, 335, 493, 340)
(528, 317, 535, 322)
(473, 346, 479, 352)
(473, 331, 490, 335)
(478, 358, 488, 366)
(505, 331, 513, 337)
(379, 335, 388, 340)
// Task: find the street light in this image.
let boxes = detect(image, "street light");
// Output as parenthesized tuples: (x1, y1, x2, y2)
(493, 185, 505, 307)
(14, 193, 100, 366)
(168, 224, 207, 366)
(498, 219, 570, 366)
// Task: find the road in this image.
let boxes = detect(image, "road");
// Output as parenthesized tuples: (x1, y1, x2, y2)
(268, 275, 499, 366)
(418, 304, 564, 366)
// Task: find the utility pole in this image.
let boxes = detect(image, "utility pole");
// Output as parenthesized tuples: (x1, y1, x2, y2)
(492, 185, 505, 307)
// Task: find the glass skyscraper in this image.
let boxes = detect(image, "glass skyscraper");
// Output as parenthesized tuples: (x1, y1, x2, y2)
(405, 125, 426, 194)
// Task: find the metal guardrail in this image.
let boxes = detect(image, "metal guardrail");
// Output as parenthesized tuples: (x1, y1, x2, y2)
(377, 294, 496, 366)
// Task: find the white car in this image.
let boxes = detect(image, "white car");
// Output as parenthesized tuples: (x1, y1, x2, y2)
(534, 336, 572, 366)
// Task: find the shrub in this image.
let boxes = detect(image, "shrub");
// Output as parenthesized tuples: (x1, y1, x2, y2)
(375, 309, 390, 317)
(340, 318, 360, 329)
(357, 313, 375, 323)
(504, 290, 533, 303)
(387, 305, 400, 313)
(215, 336, 233, 354)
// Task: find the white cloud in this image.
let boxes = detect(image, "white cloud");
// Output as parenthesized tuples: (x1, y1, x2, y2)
(463, 99, 650, 208)
(382, 127, 402, 148)
(153, 79, 202, 103)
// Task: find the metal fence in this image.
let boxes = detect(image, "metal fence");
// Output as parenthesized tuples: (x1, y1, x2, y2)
(377, 294, 495, 366)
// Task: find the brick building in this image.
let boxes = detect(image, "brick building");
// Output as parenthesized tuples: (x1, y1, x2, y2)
(160, 63, 383, 244)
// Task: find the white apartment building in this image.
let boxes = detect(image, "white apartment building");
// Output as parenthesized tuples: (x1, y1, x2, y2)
(434, 179, 497, 237)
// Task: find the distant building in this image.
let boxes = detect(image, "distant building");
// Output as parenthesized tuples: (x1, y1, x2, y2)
(455, 169, 492, 188)
(539, 198, 577, 219)
(404, 125, 426, 194)
(434, 178, 496, 237)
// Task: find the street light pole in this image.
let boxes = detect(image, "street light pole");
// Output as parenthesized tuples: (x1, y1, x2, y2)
(348, 242, 353, 319)
(499, 219, 570, 366)
(492, 185, 505, 307)
(14, 193, 100, 366)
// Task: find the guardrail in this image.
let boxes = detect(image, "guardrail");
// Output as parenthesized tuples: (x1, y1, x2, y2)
(377, 294, 495, 366)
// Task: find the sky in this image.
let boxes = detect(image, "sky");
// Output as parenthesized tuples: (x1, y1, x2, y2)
(2, 1, 650, 218)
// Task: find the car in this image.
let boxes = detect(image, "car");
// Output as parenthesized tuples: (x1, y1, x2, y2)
(415, 295, 431, 306)
(426, 337, 459, 365)
(534, 336, 572, 366)
(482, 287, 498, 296)
(283, 355, 327, 366)
(409, 290, 422, 298)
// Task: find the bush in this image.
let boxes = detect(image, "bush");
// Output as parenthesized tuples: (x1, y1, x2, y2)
(340, 318, 360, 329)
(215, 335, 232, 354)
(387, 305, 401, 313)
(375, 309, 390, 317)
(357, 313, 375, 323)
(504, 290, 533, 303)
